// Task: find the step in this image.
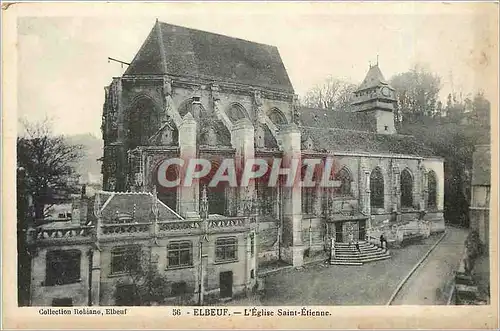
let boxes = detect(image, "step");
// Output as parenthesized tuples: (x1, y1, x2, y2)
(335, 248, 385, 254)
(335, 252, 389, 259)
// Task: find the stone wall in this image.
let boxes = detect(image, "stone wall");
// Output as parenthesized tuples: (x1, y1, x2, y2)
(30, 244, 92, 306)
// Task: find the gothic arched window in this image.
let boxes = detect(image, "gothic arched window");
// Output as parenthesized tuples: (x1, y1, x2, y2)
(335, 167, 352, 196)
(427, 170, 437, 209)
(226, 104, 247, 123)
(401, 169, 413, 208)
(301, 165, 316, 214)
(370, 167, 384, 209)
(269, 108, 288, 126)
(127, 97, 160, 149)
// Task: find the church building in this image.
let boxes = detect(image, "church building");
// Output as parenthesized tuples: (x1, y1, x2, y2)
(27, 21, 446, 306)
(101, 20, 445, 265)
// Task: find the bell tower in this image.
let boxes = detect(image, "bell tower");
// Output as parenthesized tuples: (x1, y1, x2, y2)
(352, 63, 397, 134)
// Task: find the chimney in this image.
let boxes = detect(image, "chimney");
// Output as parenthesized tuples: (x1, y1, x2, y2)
(71, 200, 81, 225)
(81, 184, 87, 199)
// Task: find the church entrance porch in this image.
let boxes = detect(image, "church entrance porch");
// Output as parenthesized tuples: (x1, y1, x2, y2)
(329, 219, 367, 243)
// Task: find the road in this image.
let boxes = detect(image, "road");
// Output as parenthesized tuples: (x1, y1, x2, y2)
(390, 226, 468, 305)
(256, 232, 444, 305)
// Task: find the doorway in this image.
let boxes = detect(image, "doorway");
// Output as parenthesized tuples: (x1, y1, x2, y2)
(219, 271, 233, 298)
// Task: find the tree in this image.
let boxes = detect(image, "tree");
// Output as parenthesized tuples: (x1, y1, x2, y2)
(301, 77, 356, 111)
(17, 118, 83, 221)
(119, 251, 171, 306)
(390, 64, 442, 126)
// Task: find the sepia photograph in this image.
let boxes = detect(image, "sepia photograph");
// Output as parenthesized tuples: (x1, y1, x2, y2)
(2, 1, 498, 329)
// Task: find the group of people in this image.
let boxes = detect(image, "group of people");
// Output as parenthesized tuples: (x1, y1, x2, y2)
(348, 234, 387, 254)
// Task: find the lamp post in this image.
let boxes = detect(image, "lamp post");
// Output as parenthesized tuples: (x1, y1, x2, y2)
(198, 185, 209, 306)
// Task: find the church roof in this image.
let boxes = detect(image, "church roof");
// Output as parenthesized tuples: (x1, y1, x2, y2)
(299, 126, 435, 157)
(125, 21, 294, 93)
(299, 107, 376, 132)
(356, 64, 390, 91)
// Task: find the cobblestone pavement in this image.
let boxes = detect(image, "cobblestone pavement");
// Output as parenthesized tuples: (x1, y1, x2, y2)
(250, 233, 444, 306)
(391, 227, 468, 305)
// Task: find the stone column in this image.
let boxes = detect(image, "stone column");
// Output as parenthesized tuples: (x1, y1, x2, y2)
(231, 118, 255, 216)
(279, 124, 304, 267)
(364, 169, 371, 229)
(392, 164, 401, 222)
(178, 113, 199, 218)
(421, 167, 428, 210)
(90, 250, 101, 306)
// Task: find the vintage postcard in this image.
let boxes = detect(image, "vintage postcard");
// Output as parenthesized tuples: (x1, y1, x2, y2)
(2, 1, 498, 329)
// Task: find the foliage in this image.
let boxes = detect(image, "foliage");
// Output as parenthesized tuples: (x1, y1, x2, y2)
(301, 77, 356, 111)
(17, 118, 83, 221)
(464, 230, 483, 274)
(125, 251, 171, 306)
(389, 64, 442, 127)
(465, 230, 482, 259)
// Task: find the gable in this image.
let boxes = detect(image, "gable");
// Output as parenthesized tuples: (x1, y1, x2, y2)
(125, 21, 294, 93)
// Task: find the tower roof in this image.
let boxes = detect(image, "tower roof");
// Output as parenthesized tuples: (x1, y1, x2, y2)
(356, 64, 391, 91)
(124, 21, 294, 93)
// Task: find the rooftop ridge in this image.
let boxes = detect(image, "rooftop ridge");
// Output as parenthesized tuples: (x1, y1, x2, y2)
(298, 125, 418, 139)
(157, 21, 278, 49)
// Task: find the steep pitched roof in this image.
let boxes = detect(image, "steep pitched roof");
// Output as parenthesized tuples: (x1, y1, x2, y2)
(299, 107, 376, 132)
(356, 64, 390, 91)
(98, 192, 183, 223)
(299, 126, 435, 157)
(125, 21, 294, 93)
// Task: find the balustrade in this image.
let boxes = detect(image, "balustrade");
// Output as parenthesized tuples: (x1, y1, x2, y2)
(101, 222, 150, 235)
(208, 217, 247, 228)
(34, 226, 93, 240)
(158, 220, 201, 232)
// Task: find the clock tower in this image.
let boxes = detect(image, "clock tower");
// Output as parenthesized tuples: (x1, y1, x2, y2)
(352, 64, 397, 134)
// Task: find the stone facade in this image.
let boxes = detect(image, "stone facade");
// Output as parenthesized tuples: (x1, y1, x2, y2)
(29, 191, 257, 306)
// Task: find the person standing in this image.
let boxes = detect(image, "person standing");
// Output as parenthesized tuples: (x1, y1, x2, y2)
(355, 241, 361, 254)
(380, 234, 386, 249)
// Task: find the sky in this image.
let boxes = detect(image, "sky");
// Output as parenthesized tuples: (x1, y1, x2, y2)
(14, 2, 498, 137)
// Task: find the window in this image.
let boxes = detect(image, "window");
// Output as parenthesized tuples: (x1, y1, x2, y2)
(384, 126, 389, 131)
(256, 180, 276, 216)
(401, 169, 413, 208)
(302, 187, 315, 214)
(167, 241, 192, 268)
(301, 165, 316, 214)
(370, 167, 384, 209)
(171, 281, 188, 296)
(45, 250, 81, 286)
(335, 167, 352, 196)
(427, 171, 437, 209)
(268, 108, 287, 125)
(51, 298, 73, 307)
(215, 237, 238, 262)
(250, 269, 255, 279)
(250, 234, 255, 257)
(111, 246, 140, 275)
(200, 184, 227, 216)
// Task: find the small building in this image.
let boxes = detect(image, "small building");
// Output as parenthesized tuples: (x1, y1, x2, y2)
(28, 189, 257, 306)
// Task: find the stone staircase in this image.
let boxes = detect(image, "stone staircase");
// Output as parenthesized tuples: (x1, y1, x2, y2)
(330, 241, 391, 266)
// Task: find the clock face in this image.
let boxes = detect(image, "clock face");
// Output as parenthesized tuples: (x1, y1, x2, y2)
(381, 86, 391, 97)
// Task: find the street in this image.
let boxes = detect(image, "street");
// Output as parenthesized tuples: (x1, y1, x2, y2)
(390, 226, 468, 305)
(244, 232, 446, 305)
